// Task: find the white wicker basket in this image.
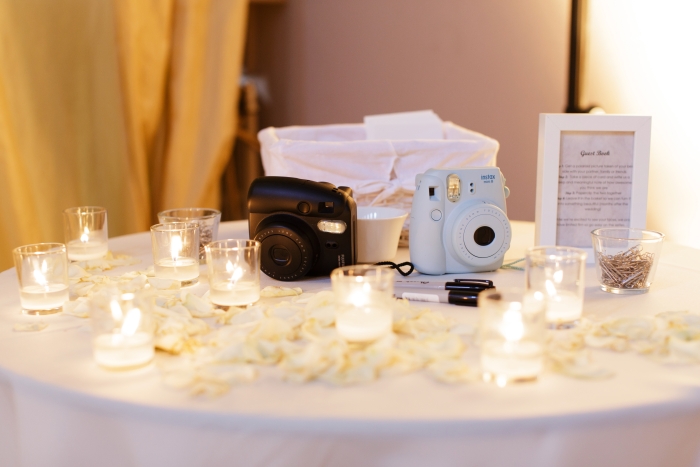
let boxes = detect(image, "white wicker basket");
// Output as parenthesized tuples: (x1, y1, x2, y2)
(258, 122, 499, 245)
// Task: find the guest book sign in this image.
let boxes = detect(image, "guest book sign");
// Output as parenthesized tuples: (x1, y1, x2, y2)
(535, 114, 652, 259)
(556, 131, 635, 247)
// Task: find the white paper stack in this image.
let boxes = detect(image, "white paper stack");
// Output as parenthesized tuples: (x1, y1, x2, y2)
(364, 110, 444, 141)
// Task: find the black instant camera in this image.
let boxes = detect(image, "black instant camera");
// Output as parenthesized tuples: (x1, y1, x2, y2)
(248, 176, 357, 281)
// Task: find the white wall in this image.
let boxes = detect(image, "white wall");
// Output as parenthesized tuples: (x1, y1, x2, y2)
(249, 0, 570, 221)
(583, 1, 700, 247)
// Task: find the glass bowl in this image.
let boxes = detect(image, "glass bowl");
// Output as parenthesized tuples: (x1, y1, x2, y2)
(590, 228, 664, 294)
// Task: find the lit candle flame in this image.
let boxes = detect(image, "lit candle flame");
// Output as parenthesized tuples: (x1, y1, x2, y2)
(120, 308, 141, 336)
(552, 269, 564, 284)
(80, 226, 90, 243)
(545, 279, 557, 297)
(32, 260, 49, 287)
(109, 299, 123, 321)
(348, 282, 372, 307)
(226, 261, 244, 286)
(500, 303, 524, 342)
(170, 235, 183, 260)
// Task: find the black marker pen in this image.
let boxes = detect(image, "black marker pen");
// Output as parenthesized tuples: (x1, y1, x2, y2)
(394, 287, 479, 307)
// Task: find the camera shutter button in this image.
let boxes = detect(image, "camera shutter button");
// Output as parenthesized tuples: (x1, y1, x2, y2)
(297, 202, 311, 214)
(431, 209, 442, 221)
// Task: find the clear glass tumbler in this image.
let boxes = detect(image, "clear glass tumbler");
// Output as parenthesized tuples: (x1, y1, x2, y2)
(89, 290, 155, 370)
(205, 239, 261, 307)
(479, 287, 546, 387)
(331, 265, 395, 342)
(13, 243, 70, 315)
(525, 246, 587, 329)
(63, 206, 109, 261)
(158, 208, 221, 261)
(150, 222, 200, 286)
(591, 228, 664, 294)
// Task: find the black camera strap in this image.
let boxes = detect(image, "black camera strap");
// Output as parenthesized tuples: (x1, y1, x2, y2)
(374, 261, 415, 276)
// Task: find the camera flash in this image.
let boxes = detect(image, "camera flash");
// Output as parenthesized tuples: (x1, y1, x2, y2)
(447, 174, 461, 202)
(317, 220, 347, 234)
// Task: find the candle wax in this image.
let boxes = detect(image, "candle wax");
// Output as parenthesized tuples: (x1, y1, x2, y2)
(210, 281, 260, 306)
(155, 258, 199, 282)
(67, 239, 108, 261)
(481, 339, 543, 380)
(93, 332, 154, 369)
(545, 291, 583, 324)
(20, 284, 69, 312)
(336, 307, 392, 342)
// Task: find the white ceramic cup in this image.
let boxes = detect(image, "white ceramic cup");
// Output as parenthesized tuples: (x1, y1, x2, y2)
(356, 207, 408, 263)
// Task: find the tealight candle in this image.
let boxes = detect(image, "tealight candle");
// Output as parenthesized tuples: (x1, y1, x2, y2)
(93, 332, 154, 369)
(479, 288, 545, 387)
(525, 246, 587, 329)
(331, 265, 394, 342)
(154, 257, 200, 282)
(542, 290, 583, 324)
(150, 223, 200, 286)
(206, 239, 261, 307)
(63, 206, 109, 261)
(13, 243, 69, 315)
(89, 292, 155, 370)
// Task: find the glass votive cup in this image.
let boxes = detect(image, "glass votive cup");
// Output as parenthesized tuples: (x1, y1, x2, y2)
(157, 208, 221, 261)
(13, 243, 69, 315)
(150, 222, 200, 286)
(591, 228, 664, 294)
(525, 246, 587, 329)
(478, 287, 546, 387)
(89, 291, 155, 370)
(331, 265, 395, 342)
(205, 239, 261, 307)
(63, 206, 109, 261)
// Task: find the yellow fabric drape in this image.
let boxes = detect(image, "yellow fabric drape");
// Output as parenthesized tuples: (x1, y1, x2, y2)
(0, 0, 248, 271)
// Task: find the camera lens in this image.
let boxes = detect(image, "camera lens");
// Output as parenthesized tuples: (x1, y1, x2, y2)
(448, 204, 511, 267)
(271, 246, 292, 265)
(473, 226, 495, 246)
(254, 223, 316, 281)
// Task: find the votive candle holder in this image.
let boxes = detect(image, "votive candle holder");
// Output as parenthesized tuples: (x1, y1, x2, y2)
(331, 265, 395, 342)
(205, 239, 261, 307)
(63, 206, 109, 261)
(13, 243, 69, 315)
(525, 246, 587, 329)
(479, 287, 546, 387)
(158, 208, 221, 261)
(89, 290, 155, 370)
(150, 222, 200, 286)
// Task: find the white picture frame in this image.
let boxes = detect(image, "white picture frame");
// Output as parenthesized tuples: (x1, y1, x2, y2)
(535, 114, 652, 262)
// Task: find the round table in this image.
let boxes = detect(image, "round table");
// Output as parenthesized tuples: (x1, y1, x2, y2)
(2, 221, 700, 467)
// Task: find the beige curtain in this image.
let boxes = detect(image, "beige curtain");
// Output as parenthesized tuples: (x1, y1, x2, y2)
(0, 0, 248, 271)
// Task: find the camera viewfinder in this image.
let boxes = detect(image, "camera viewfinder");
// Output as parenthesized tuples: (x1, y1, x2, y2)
(318, 202, 334, 213)
(429, 187, 440, 201)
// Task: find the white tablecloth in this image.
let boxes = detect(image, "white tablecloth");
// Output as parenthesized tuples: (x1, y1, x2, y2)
(2, 221, 700, 467)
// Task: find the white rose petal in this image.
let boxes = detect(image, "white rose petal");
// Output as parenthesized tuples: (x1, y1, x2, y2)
(70, 282, 95, 298)
(148, 277, 181, 290)
(13, 322, 48, 332)
(184, 293, 223, 318)
(260, 286, 303, 298)
(63, 299, 91, 318)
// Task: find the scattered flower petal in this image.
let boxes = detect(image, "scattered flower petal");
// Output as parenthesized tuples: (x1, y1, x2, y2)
(13, 322, 48, 332)
(260, 286, 303, 298)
